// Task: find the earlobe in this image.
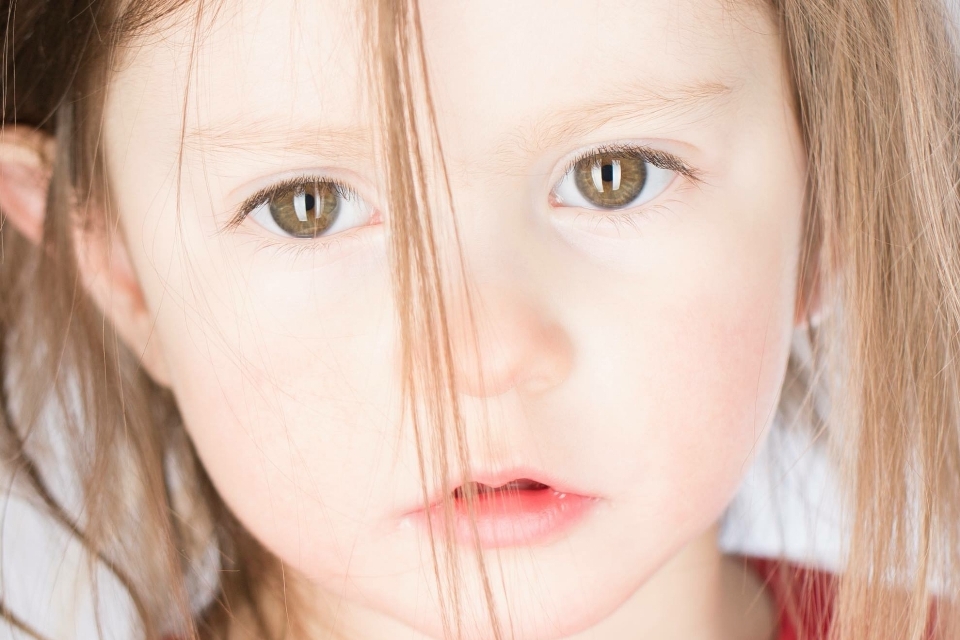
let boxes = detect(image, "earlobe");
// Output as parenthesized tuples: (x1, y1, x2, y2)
(0, 127, 55, 245)
(794, 259, 824, 329)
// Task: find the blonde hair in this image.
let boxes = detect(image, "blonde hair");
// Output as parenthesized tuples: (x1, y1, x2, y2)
(1, 0, 959, 638)
(778, 0, 960, 636)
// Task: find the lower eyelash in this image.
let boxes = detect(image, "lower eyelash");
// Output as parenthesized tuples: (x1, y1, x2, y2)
(571, 201, 682, 235)
(233, 223, 367, 261)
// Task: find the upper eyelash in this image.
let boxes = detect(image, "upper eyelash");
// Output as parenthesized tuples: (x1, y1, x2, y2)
(227, 175, 360, 230)
(561, 143, 701, 182)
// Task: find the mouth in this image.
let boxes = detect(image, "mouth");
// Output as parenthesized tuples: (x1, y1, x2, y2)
(415, 473, 599, 549)
(452, 478, 551, 499)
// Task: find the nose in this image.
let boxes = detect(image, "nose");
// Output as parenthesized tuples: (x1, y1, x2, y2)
(448, 282, 574, 398)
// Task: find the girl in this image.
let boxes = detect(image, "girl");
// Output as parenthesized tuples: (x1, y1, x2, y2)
(0, 0, 956, 638)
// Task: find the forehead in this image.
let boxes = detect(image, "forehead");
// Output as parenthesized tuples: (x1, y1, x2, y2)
(106, 0, 780, 174)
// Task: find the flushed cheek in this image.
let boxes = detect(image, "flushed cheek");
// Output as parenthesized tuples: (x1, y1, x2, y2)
(640, 287, 792, 523)
(571, 222, 798, 529)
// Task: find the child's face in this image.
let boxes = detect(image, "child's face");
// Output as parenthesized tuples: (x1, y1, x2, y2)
(101, 0, 804, 636)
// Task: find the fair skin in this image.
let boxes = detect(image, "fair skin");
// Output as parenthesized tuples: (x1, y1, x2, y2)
(0, 0, 807, 638)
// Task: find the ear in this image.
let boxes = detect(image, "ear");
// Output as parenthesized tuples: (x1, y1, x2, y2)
(0, 126, 171, 387)
(73, 211, 173, 388)
(0, 126, 55, 244)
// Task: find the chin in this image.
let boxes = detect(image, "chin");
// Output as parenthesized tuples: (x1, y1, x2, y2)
(406, 569, 642, 640)
(360, 532, 656, 640)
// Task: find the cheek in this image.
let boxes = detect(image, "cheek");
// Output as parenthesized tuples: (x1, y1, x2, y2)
(150, 241, 412, 578)
(654, 223, 801, 527)
(566, 186, 803, 538)
(639, 278, 793, 525)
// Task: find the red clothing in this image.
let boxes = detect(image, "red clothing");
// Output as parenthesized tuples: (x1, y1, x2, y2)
(748, 557, 835, 640)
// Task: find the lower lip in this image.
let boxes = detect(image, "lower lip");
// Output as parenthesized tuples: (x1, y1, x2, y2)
(417, 489, 598, 549)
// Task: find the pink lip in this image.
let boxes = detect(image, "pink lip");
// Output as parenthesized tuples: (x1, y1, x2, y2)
(411, 471, 599, 549)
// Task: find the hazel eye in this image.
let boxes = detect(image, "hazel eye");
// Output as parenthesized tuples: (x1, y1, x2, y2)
(247, 178, 373, 239)
(553, 150, 677, 210)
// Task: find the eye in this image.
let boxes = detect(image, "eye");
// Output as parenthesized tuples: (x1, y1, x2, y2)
(242, 177, 374, 239)
(552, 147, 684, 211)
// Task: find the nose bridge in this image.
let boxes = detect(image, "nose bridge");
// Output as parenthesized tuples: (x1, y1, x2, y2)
(435, 162, 573, 398)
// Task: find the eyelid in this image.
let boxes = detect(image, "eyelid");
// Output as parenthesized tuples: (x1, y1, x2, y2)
(225, 174, 363, 231)
(558, 143, 702, 184)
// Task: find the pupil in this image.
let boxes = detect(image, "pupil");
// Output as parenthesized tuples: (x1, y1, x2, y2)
(601, 163, 614, 184)
(304, 192, 316, 213)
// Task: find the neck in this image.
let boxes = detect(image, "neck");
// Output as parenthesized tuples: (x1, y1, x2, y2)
(238, 525, 774, 640)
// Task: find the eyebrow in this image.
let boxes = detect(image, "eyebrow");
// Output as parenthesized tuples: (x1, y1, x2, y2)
(182, 119, 374, 164)
(512, 79, 736, 155)
(183, 79, 734, 167)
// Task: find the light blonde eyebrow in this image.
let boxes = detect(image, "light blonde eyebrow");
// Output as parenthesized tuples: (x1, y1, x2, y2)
(182, 118, 374, 164)
(183, 79, 733, 171)
(498, 79, 736, 164)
